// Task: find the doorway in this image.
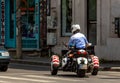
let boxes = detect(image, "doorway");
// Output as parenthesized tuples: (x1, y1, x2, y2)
(3, 0, 40, 49)
(87, 0, 97, 45)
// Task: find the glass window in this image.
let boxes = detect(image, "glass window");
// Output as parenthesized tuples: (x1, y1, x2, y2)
(61, 0, 72, 36)
(87, 0, 97, 45)
(20, 0, 35, 38)
(10, 0, 14, 39)
(88, 0, 96, 21)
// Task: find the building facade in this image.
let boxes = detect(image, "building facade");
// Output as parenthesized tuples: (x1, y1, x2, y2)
(0, 0, 120, 60)
(50, 0, 120, 61)
(50, 0, 97, 59)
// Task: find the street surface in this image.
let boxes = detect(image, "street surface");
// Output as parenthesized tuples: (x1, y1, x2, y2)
(0, 63, 119, 83)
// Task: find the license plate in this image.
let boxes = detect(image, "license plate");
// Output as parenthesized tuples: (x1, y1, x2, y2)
(79, 64, 87, 69)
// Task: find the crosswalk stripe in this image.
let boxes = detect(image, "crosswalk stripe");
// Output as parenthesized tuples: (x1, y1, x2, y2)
(97, 75, 112, 78)
(0, 76, 55, 83)
(24, 75, 84, 82)
(0, 80, 9, 83)
(97, 74, 120, 79)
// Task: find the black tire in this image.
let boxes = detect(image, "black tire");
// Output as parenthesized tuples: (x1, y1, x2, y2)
(77, 69, 86, 77)
(51, 64, 58, 75)
(0, 65, 8, 72)
(51, 69, 58, 75)
(91, 68, 99, 75)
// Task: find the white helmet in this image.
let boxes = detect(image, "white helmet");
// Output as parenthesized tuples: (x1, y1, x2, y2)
(71, 24, 81, 33)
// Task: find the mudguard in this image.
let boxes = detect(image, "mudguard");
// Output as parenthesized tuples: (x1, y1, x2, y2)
(51, 55, 60, 67)
(92, 56, 99, 68)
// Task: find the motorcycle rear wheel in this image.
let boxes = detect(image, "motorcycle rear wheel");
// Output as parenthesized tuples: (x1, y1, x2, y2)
(77, 69, 86, 77)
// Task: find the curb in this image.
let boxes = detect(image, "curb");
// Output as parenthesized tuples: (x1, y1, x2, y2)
(99, 67, 120, 72)
(10, 59, 120, 72)
(10, 59, 50, 66)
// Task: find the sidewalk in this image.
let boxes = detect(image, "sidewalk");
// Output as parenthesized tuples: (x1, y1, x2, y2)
(11, 56, 51, 66)
(10, 55, 120, 72)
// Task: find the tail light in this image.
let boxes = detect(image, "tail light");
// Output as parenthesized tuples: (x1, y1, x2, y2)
(51, 55, 60, 66)
(77, 51, 81, 54)
(92, 56, 99, 67)
(77, 50, 87, 55)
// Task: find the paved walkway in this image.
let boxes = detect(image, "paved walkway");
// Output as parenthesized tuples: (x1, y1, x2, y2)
(10, 55, 120, 72)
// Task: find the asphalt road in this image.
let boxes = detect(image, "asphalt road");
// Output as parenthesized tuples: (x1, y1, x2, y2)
(0, 63, 119, 83)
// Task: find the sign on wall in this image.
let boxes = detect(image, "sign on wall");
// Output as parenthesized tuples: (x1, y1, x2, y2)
(1, 0, 5, 45)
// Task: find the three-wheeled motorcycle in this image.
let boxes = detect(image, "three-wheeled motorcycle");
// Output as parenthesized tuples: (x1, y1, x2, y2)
(50, 45, 99, 77)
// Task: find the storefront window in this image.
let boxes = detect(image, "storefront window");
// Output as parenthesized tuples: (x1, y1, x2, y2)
(61, 0, 72, 36)
(20, 0, 35, 38)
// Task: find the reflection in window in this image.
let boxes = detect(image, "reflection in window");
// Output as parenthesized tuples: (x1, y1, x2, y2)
(10, 0, 14, 39)
(61, 0, 72, 36)
(20, 0, 35, 38)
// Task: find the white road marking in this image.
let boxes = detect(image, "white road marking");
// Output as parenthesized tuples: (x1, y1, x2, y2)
(0, 80, 10, 83)
(0, 76, 55, 83)
(98, 74, 120, 78)
(24, 75, 85, 82)
(97, 75, 110, 78)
